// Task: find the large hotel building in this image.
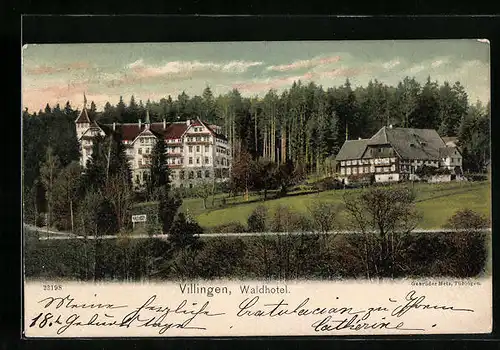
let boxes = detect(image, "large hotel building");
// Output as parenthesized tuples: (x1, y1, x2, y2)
(75, 103, 231, 189)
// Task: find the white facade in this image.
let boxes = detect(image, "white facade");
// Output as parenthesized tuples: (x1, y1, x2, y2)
(75, 108, 231, 190)
(375, 173, 400, 183)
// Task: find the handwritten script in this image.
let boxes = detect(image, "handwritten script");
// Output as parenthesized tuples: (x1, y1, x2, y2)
(27, 290, 475, 336)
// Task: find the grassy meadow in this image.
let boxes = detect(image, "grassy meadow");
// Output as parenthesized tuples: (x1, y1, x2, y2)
(132, 180, 491, 231)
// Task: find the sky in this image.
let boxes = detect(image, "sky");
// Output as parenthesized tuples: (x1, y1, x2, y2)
(21, 40, 490, 112)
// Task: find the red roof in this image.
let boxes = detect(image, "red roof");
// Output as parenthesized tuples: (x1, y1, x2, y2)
(100, 120, 224, 142)
(110, 124, 159, 142)
(155, 123, 189, 139)
(75, 108, 91, 124)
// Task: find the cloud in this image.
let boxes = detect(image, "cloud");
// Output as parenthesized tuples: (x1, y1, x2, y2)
(266, 55, 341, 72)
(382, 59, 401, 69)
(126, 59, 264, 78)
(234, 66, 363, 93)
(24, 62, 91, 75)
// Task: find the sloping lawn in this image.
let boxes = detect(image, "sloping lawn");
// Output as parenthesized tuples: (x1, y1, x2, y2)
(193, 181, 490, 230)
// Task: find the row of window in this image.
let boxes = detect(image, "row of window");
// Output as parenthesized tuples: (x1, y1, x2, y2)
(341, 158, 397, 166)
(188, 157, 210, 165)
(188, 145, 210, 153)
(139, 137, 156, 144)
(216, 147, 230, 155)
(186, 136, 210, 142)
(137, 156, 230, 167)
(135, 168, 230, 184)
(341, 165, 396, 175)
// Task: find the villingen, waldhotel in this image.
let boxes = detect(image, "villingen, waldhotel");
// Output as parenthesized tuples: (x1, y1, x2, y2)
(75, 101, 232, 191)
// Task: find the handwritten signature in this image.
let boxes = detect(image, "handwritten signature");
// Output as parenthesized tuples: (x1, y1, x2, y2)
(236, 290, 474, 333)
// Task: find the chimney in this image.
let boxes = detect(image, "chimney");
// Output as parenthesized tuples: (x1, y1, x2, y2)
(163, 119, 166, 129)
(138, 119, 142, 129)
(112, 122, 116, 131)
(186, 119, 191, 126)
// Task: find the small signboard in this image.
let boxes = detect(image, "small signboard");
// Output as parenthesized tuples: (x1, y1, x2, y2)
(132, 214, 147, 223)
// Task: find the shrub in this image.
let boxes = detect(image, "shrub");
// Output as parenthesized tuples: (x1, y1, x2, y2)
(313, 177, 342, 191)
(445, 208, 490, 231)
(271, 205, 312, 232)
(467, 174, 488, 182)
(247, 205, 269, 232)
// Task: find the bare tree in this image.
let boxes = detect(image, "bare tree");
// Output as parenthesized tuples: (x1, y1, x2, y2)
(40, 146, 61, 229)
(343, 186, 422, 279)
(105, 173, 133, 232)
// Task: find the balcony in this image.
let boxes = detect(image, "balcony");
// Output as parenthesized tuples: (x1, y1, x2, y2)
(185, 140, 211, 145)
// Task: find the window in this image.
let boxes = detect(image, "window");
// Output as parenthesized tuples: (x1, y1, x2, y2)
(370, 166, 375, 173)
(171, 171, 176, 180)
(205, 157, 209, 164)
(196, 158, 200, 164)
(353, 168, 358, 174)
(391, 165, 396, 172)
(196, 137, 201, 142)
(376, 167, 381, 173)
(189, 157, 193, 164)
(177, 158, 182, 164)
(196, 145, 200, 152)
(205, 170, 210, 178)
(189, 183, 193, 189)
(341, 161, 345, 166)
(189, 171, 194, 179)
(180, 184, 184, 188)
(364, 167, 369, 173)
(346, 168, 351, 175)
(341, 168, 345, 175)
(352, 160, 357, 165)
(180, 147, 183, 153)
(189, 146, 193, 153)
(146, 148, 150, 154)
(359, 167, 363, 174)
(135, 174, 140, 183)
(205, 145, 209, 152)
(346, 160, 351, 166)
(197, 171, 202, 178)
(140, 139, 144, 143)
(143, 172, 147, 181)
(138, 148, 142, 154)
(180, 171, 185, 179)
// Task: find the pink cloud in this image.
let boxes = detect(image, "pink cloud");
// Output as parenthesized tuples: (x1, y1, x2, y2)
(320, 67, 364, 78)
(266, 55, 341, 72)
(126, 59, 263, 79)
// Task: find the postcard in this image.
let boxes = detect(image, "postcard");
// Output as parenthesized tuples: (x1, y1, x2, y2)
(22, 39, 492, 337)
